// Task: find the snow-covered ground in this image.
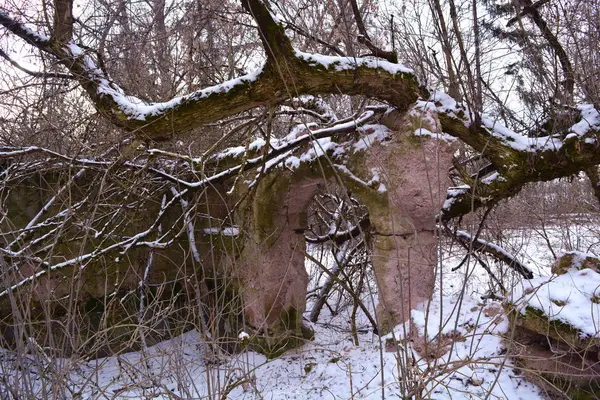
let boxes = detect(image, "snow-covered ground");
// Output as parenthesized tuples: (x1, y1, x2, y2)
(1, 223, 598, 399)
(0, 296, 541, 399)
(439, 222, 600, 299)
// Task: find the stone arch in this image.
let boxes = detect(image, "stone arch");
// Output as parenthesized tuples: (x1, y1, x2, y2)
(232, 111, 456, 352)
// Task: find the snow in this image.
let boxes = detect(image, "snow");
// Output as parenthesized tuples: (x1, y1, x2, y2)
(454, 229, 520, 264)
(428, 91, 458, 112)
(480, 172, 506, 185)
(6, 221, 600, 399)
(294, 50, 413, 75)
(299, 137, 338, 162)
(292, 95, 337, 121)
(218, 145, 246, 159)
(481, 116, 561, 152)
(0, 10, 51, 42)
(511, 258, 600, 338)
(26, 26, 417, 125)
(570, 103, 600, 136)
(413, 127, 456, 143)
(212, 111, 377, 173)
(414, 91, 462, 121)
(3, 292, 542, 399)
(285, 155, 301, 169)
(334, 164, 378, 190)
(442, 185, 470, 211)
(483, 106, 600, 152)
(419, 91, 600, 154)
(248, 137, 267, 151)
(353, 124, 391, 151)
(204, 226, 240, 237)
(223, 226, 240, 236)
(234, 297, 540, 400)
(285, 122, 317, 141)
(64, 38, 267, 122)
(407, 299, 541, 400)
(109, 66, 265, 121)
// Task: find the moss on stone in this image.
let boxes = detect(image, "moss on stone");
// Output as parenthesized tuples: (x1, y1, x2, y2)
(252, 172, 291, 245)
(250, 332, 305, 359)
(279, 307, 299, 331)
(514, 306, 599, 351)
(304, 361, 317, 374)
(551, 252, 600, 275)
(246, 306, 312, 359)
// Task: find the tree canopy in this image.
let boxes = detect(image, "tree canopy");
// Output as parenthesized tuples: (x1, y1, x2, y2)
(1, 0, 600, 218)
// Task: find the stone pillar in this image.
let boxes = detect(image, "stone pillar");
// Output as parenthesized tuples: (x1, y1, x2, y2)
(359, 115, 455, 333)
(237, 172, 320, 356)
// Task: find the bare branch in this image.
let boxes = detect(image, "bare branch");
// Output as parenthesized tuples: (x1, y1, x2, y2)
(305, 216, 370, 245)
(506, 0, 574, 100)
(348, 0, 398, 63)
(51, 0, 74, 44)
(0, 48, 73, 79)
(448, 229, 533, 279)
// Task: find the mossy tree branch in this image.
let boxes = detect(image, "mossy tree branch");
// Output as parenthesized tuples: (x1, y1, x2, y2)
(439, 111, 600, 220)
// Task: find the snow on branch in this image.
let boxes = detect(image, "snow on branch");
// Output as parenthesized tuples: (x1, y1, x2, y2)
(417, 92, 600, 155)
(153, 109, 383, 189)
(0, 184, 186, 298)
(418, 92, 600, 220)
(450, 229, 533, 279)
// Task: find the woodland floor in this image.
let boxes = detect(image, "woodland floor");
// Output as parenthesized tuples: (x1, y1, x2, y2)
(1, 223, 598, 399)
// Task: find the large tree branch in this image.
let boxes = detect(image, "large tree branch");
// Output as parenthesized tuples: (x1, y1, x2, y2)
(0, 2, 422, 141)
(4, 0, 600, 226)
(51, 0, 74, 44)
(434, 97, 600, 219)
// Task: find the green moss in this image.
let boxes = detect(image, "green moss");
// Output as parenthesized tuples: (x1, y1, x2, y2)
(304, 362, 317, 374)
(378, 319, 391, 337)
(301, 324, 315, 340)
(566, 385, 600, 400)
(84, 297, 104, 314)
(374, 236, 395, 252)
(553, 253, 576, 274)
(0, 170, 240, 356)
(252, 173, 291, 245)
(250, 332, 305, 359)
(280, 307, 298, 330)
(517, 306, 599, 350)
(335, 170, 388, 225)
(246, 306, 311, 359)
